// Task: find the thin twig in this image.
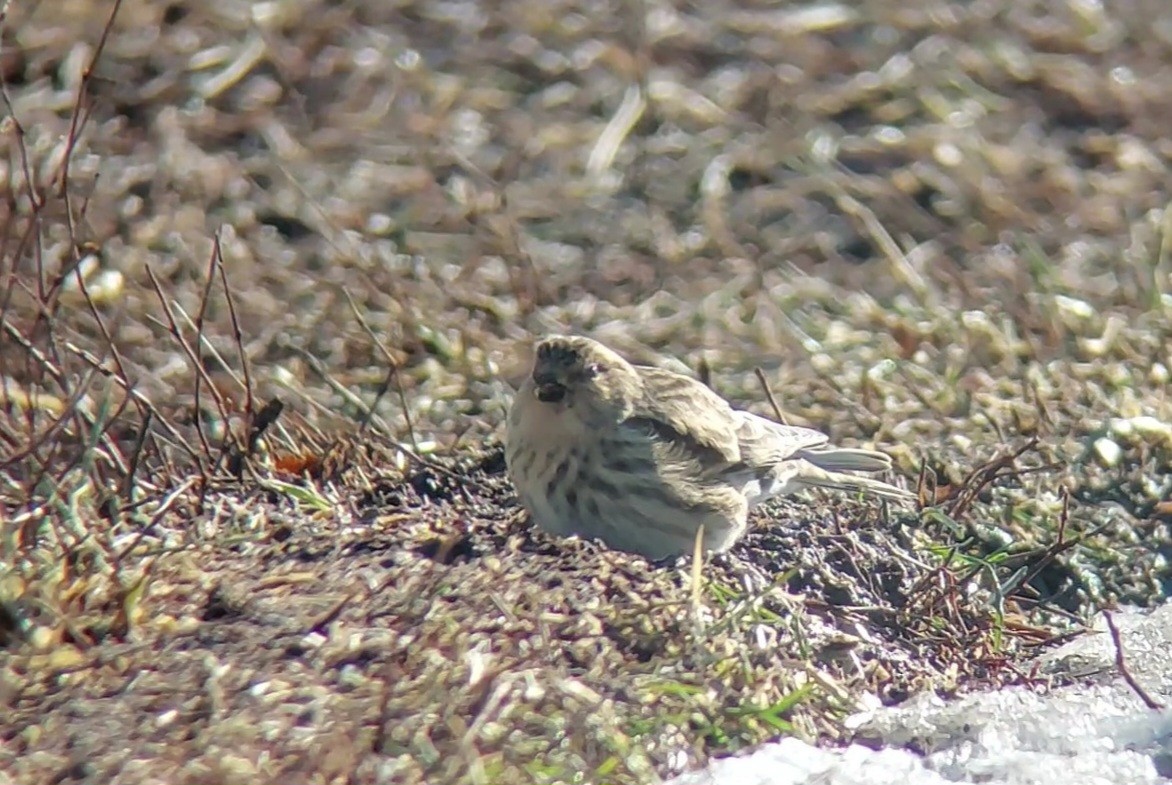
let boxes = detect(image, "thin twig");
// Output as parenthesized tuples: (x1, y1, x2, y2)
(753, 366, 790, 425)
(57, 0, 125, 203)
(0, 366, 100, 471)
(343, 287, 419, 450)
(192, 235, 222, 460)
(144, 264, 232, 461)
(696, 357, 712, 389)
(948, 437, 1040, 519)
(214, 233, 255, 425)
(1103, 610, 1165, 710)
(305, 592, 356, 636)
(358, 367, 397, 438)
(288, 346, 489, 488)
(916, 457, 931, 507)
(58, 336, 205, 471)
(115, 477, 199, 563)
(69, 253, 135, 472)
(1001, 518, 1113, 601)
(121, 410, 153, 500)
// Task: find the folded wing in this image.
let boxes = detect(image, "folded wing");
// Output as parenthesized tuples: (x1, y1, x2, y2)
(733, 410, 829, 467)
(633, 366, 743, 466)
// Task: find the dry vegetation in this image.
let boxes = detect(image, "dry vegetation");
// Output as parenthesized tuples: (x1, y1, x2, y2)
(2, 0, 1172, 783)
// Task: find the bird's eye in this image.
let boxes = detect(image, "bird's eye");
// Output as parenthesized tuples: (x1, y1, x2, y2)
(585, 363, 605, 377)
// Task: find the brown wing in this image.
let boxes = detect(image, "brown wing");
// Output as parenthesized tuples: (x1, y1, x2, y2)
(733, 410, 829, 469)
(631, 366, 742, 466)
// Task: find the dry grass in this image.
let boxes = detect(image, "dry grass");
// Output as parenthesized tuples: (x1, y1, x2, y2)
(2, 0, 1171, 783)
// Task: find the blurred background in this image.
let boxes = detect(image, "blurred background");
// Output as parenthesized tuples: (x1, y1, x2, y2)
(5, 0, 1171, 452)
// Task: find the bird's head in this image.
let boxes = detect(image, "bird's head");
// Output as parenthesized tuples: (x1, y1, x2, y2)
(528, 335, 641, 423)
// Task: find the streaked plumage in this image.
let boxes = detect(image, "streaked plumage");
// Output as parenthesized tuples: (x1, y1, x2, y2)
(505, 335, 914, 559)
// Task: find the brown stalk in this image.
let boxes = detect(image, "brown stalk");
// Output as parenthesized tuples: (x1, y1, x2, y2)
(343, 287, 418, 449)
(1104, 610, 1165, 711)
(0, 388, 87, 477)
(144, 264, 233, 463)
(753, 366, 790, 425)
(57, 0, 125, 221)
(61, 337, 204, 472)
(214, 234, 256, 426)
(291, 346, 486, 489)
(115, 477, 198, 563)
(192, 235, 222, 463)
(947, 437, 1040, 520)
(121, 410, 153, 500)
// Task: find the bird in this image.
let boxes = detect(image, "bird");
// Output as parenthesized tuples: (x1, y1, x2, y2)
(505, 335, 915, 560)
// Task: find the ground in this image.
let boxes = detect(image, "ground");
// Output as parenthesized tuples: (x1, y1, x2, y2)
(2, 1, 1171, 783)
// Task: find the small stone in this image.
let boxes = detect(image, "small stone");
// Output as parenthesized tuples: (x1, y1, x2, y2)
(1093, 437, 1122, 467)
(950, 434, 973, 451)
(1109, 416, 1172, 444)
(49, 646, 85, 670)
(29, 626, 55, 651)
(1054, 294, 1095, 320)
(1129, 415, 1171, 438)
(88, 269, 124, 305)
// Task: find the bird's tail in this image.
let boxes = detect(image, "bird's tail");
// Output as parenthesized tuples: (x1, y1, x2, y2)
(738, 444, 916, 506)
(793, 449, 915, 502)
(795, 468, 916, 502)
(796, 445, 894, 474)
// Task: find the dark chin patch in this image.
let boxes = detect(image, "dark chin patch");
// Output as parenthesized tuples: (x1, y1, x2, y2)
(536, 383, 567, 403)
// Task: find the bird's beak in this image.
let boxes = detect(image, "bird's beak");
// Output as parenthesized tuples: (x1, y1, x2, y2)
(534, 381, 566, 403)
